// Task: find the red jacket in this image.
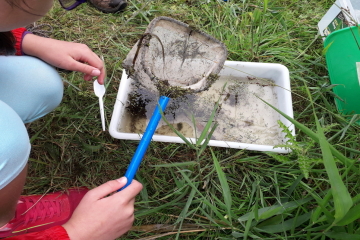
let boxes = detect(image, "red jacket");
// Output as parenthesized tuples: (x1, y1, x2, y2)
(5, 28, 70, 240)
(10, 27, 28, 56)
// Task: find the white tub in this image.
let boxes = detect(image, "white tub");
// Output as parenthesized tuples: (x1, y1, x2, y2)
(109, 61, 295, 153)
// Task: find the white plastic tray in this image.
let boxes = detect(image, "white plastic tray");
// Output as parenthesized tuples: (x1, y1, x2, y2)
(109, 61, 295, 153)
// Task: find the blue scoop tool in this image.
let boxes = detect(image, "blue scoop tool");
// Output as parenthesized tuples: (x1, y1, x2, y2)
(119, 96, 170, 190)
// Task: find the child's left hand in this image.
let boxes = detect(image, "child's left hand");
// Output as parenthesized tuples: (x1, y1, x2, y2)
(22, 34, 106, 84)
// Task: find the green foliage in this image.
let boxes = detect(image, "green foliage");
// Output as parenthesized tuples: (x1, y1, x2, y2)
(269, 121, 322, 179)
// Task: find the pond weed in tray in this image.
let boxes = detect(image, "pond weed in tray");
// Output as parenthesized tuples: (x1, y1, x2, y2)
(109, 61, 295, 153)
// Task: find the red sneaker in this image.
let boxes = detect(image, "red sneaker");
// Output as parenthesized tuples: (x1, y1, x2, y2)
(0, 187, 88, 238)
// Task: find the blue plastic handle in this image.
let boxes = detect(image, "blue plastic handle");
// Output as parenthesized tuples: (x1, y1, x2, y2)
(119, 96, 170, 191)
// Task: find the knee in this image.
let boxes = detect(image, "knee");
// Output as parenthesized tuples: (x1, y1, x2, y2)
(1, 55, 63, 104)
(22, 56, 63, 104)
(0, 101, 30, 189)
(0, 56, 64, 123)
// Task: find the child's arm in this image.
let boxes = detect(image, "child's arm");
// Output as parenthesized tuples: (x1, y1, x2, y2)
(21, 34, 106, 84)
(63, 178, 143, 240)
(5, 178, 142, 240)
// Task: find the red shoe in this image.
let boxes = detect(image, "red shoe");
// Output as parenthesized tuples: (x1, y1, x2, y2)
(0, 187, 88, 238)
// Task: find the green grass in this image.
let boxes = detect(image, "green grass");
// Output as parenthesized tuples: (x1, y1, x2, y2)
(26, 0, 360, 239)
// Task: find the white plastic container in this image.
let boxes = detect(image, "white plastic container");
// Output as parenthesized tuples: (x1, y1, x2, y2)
(109, 61, 295, 153)
(318, 0, 360, 39)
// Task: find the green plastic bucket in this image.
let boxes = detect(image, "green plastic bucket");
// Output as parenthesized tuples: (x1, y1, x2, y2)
(324, 26, 360, 115)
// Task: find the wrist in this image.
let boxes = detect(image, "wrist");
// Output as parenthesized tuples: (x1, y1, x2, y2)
(20, 31, 33, 55)
(21, 34, 47, 57)
(62, 222, 77, 240)
(63, 221, 86, 240)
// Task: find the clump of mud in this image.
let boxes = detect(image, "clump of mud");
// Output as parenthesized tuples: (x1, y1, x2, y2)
(154, 79, 193, 98)
(204, 73, 220, 91)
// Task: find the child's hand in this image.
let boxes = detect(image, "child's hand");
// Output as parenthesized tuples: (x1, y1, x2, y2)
(22, 34, 106, 84)
(62, 178, 143, 240)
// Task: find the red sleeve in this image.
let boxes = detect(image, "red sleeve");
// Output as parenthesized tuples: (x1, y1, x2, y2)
(10, 28, 27, 56)
(5, 226, 70, 240)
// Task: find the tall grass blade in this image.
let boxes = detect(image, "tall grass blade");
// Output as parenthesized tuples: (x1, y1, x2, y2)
(335, 204, 360, 226)
(308, 191, 334, 224)
(238, 197, 313, 222)
(175, 186, 197, 224)
(198, 122, 218, 156)
(196, 100, 219, 146)
(339, 114, 359, 141)
(307, 83, 353, 222)
(160, 109, 196, 149)
(254, 185, 260, 221)
(281, 174, 303, 203)
(243, 209, 254, 240)
(315, 118, 353, 221)
(324, 232, 360, 240)
(256, 212, 311, 233)
(263, 0, 268, 12)
(175, 186, 197, 240)
(210, 148, 232, 224)
(256, 214, 285, 228)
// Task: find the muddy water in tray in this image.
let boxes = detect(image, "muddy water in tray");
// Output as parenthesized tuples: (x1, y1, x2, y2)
(119, 75, 283, 146)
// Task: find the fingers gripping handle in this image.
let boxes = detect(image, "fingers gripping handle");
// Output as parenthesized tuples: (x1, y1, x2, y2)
(119, 96, 170, 191)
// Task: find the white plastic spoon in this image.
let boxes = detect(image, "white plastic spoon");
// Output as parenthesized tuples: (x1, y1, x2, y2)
(93, 79, 106, 131)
